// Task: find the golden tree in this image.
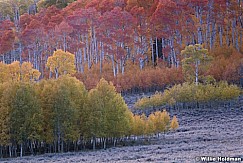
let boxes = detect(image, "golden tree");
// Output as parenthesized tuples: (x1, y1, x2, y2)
(170, 115, 179, 131)
(46, 49, 75, 79)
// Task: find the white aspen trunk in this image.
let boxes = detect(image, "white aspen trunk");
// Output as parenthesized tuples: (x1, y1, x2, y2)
(142, 35, 148, 55)
(226, 25, 230, 46)
(111, 55, 116, 77)
(206, 0, 213, 48)
(211, 21, 216, 48)
(89, 33, 93, 67)
(139, 58, 143, 70)
(82, 35, 86, 63)
(9, 145, 11, 157)
(92, 137, 96, 150)
(121, 59, 125, 74)
(94, 32, 98, 64)
(162, 38, 165, 61)
(197, 6, 203, 44)
(79, 48, 83, 73)
(55, 68, 59, 79)
(155, 37, 159, 64)
(192, 34, 195, 45)
(18, 42, 22, 64)
(28, 49, 31, 62)
(11, 49, 14, 62)
(49, 71, 52, 79)
(99, 42, 102, 74)
(40, 53, 43, 79)
(170, 37, 176, 67)
(113, 138, 116, 147)
(103, 138, 106, 149)
(85, 35, 91, 69)
(150, 38, 155, 66)
(33, 51, 36, 69)
(116, 60, 119, 75)
(90, 28, 94, 65)
(195, 60, 199, 85)
(75, 52, 79, 72)
(99, 54, 102, 74)
(101, 42, 105, 60)
(219, 26, 223, 47)
(20, 143, 23, 157)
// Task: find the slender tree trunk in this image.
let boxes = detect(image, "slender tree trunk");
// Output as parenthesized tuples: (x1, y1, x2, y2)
(155, 37, 159, 64)
(9, 145, 11, 158)
(150, 38, 155, 66)
(219, 26, 223, 47)
(20, 143, 23, 157)
(63, 33, 67, 52)
(162, 38, 165, 61)
(61, 140, 64, 153)
(99, 44, 103, 74)
(113, 138, 116, 147)
(111, 55, 116, 77)
(92, 137, 96, 150)
(226, 25, 230, 46)
(103, 138, 106, 149)
(195, 60, 199, 85)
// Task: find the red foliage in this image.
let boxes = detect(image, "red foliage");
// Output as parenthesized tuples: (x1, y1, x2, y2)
(0, 20, 15, 54)
(207, 49, 242, 83)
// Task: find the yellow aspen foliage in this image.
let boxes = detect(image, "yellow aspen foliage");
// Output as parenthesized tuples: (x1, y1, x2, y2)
(0, 83, 10, 146)
(46, 49, 75, 79)
(132, 114, 146, 136)
(146, 113, 156, 135)
(0, 62, 10, 83)
(84, 78, 132, 140)
(0, 61, 41, 83)
(170, 115, 179, 131)
(8, 61, 20, 81)
(160, 109, 170, 132)
(0, 106, 10, 146)
(135, 92, 165, 109)
(150, 110, 171, 134)
(21, 62, 41, 81)
(37, 79, 57, 144)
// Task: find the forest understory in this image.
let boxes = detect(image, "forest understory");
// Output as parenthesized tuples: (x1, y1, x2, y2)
(1, 94, 243, 163)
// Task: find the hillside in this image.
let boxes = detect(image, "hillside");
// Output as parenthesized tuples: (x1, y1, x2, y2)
(2, 95, 243, 162)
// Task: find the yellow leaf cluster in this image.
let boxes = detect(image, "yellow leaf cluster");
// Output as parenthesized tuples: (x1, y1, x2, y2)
(46, 49, 76, 78)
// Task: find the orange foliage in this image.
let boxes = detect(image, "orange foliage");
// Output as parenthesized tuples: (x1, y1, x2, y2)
(75, 62, 184, 92)
(207, 48, 242, 83)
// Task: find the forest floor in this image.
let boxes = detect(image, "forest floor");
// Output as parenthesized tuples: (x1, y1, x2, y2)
(1, 93, 243, 163)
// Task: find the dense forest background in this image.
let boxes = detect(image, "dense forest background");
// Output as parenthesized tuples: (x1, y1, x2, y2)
(0, 0, 242, 159)
(0, 0, 242, 92)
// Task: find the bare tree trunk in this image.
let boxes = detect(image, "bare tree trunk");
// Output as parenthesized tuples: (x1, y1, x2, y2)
(150, 38, 155, 66)
(219, 26, 223, 47)
(195, 60, 199, 85)
(20, 143, 23, 157)
(92, 137, 96, 150)
(111, 55, 116, 77)
(155, 37, 159, 64)
(103, 138, 106, 149)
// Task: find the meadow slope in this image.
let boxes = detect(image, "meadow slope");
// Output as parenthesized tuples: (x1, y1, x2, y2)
(1, 94, 243, 163)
